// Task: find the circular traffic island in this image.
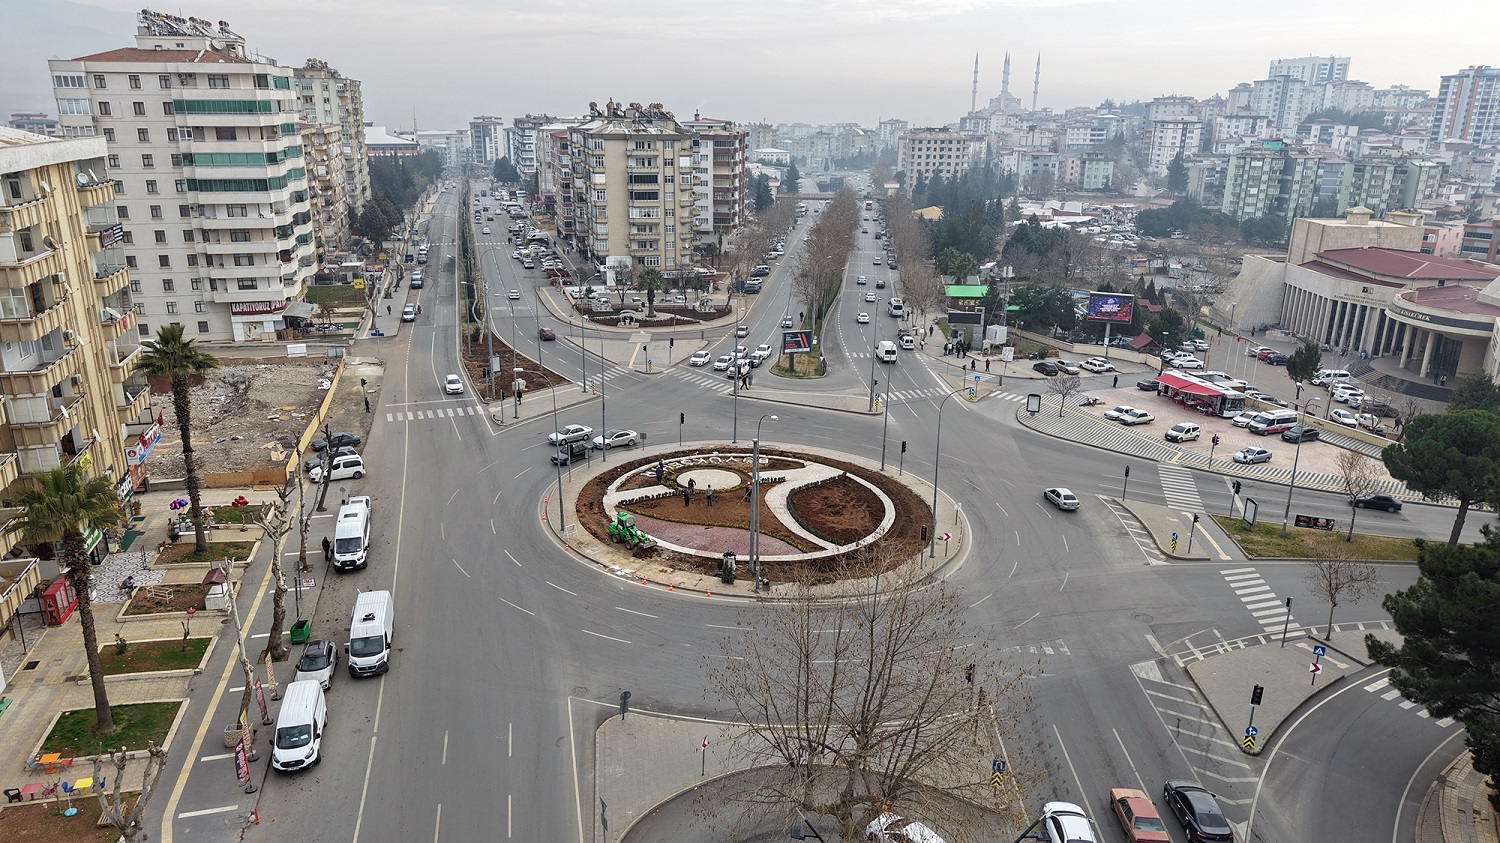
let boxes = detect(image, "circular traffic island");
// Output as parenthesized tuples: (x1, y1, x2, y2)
(576, 447, 932, 585)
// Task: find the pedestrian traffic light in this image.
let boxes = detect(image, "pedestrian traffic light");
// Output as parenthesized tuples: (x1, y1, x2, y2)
(1193, 513, 1200, 523)
(680, 412, 685, 425)
(1251, 684, 1264, 706)
(669, 337, 674, 348)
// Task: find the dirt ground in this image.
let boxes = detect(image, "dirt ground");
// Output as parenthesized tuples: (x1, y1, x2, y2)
(785, 475, 884, 545)
(0, 794, 137, 842)
(121, 583, 210, 615)
(460, 328, 570, 396)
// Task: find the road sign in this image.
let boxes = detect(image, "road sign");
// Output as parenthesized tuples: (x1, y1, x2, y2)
(990, 770, 1004, 787)
(992, 759, 1006, 773)
(1309, 662, 1323, 675)
(940, 532, 952, 542)
(295, 577, 316, 590)
(1312, 644, 1327, 657)
(1242, 735, 1256, 751)
(1244, 725, 1258, 737)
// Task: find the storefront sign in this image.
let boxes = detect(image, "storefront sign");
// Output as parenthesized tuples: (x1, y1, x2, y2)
(230, 301, 286, 316)
(126, 421, 163, 465)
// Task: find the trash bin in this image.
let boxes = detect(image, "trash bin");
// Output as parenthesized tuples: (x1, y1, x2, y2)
(289, 619, 311, 645)
(720, 552, 736, 585)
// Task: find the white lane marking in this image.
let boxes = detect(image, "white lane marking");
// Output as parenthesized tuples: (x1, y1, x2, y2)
(616, 606, 658, 619)
(547, 581, 577, 595)
(515, 466, 532, 480)
(581, 629, 631, 644)
(1059, 571, 1069, 591)
(1052, 724, 1096, 824)
(177, 805, 239, 819)
(499, 597, 534, 616)
(452, 559, 470, 578)
(705, 624, 748, 631)
(969, 593, 993, 608)
(442, 731, 449, 765)
(506, 550, 521, 566)
(1014, 612, 1040, 629)
(198, 752, 234, 762)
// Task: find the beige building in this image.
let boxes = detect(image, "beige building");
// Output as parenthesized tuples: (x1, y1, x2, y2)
(294, 59, 370, 213)
(49, 11, 318, 342)
(0, 128, 152, 522)
(568, 101, 697, 279)
(897, 128, 986, 187)
(300, 122, 347, 263)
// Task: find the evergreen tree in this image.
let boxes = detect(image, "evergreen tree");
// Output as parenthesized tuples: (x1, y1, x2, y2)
(1167, 152, 1188, 194)
(783, 163, 802, 194)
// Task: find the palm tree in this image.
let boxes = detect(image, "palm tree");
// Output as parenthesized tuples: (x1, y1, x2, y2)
(138, 325, 219, 553)
(638, 267, 664, 318)
(16, 465, 123, 736)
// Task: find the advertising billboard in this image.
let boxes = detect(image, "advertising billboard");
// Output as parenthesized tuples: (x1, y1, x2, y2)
(782, 330, 813, 354)
(1085, 292, 1135, 324)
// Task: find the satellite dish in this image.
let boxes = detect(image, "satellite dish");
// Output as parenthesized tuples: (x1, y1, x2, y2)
(38, 180, 50, 195)
(209, 38, 223, 50)
(77, 172, 90, 187)
(43, 235, 60, 250)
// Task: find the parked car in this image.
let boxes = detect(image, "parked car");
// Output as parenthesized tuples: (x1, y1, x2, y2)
(1110, 787, 1170, 843)
(1231, 411, 1257, 428)
(1265, 352, 1289, 365)
(1055, 359, 1082, 375)
(444, 374, 464, 395)
(1330, 409, 1359, 428)
(1281, 425, 1320, 443)
(1171, 356, 1205, 370)
(547, 424, 594, 445)
(303, 444, 357, 473)
(1356, 413, 1388, 433)
(1233, 446, 1273, 464)
(293, 639, 338, 690)
(1119, 409, 1155, 426)
(591, 429, 640, 450)
(1257, 347, 1278, 360)
(1352, 492, 1403, 512)
(312, 432, 361, 452)
(1137, 378, 1160, 391)
(1081, 358, 1115, 373)
(1162, 781, 1235, 842)
(1105, 405, 1137, 421)
(1331, 385, 1364, 403)
(1033, 361, 1059, 376)
(1246, 345, 1271, 357)
(864, 813, 946, 843)
(1165, 422, 1201, 442)
(308, 453, 365, 483)
(1040, 802, 1099, 843)
(689, 350, 712, 367)
(1045, 487, 1080, 511)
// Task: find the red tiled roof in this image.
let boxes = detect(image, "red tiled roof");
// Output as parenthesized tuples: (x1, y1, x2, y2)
(1403, 285, 1500, 317)
(72, 47, 247, 64)
(1318, 248, 1500, 282)
(1298, 260, 1405, 287)
(1127, 333, 1160, 350)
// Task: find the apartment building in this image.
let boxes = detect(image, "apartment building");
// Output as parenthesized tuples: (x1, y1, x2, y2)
(877, 118, 909, 154)
(1459, 219, 1500, 263)
(48, 11, 317, 343)
(897, 128, 986, 186)
(294, 59, 369, 212)
(1267, 56, 1351, 85)
(544, 129, 574, 244)
(469, 115, 504, 164)
(1432, 66, 1500, 145)
(1249, 75, 1315, 132)
(1221, 142, 1319, 224)
(568, 101, 697, 277)
(1337, 150, 1443, 214)
(506, 114, 568, 178)
(1145, 118, 1202, 176)
(8, 113, 63, 138)
(299, 122, 346, 263)
(680, 115, 748, 240)
(0, 128, 153, 504)
(1065, 151, 1115, 190)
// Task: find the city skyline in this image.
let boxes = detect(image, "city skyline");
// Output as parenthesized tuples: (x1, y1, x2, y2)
(4, 0, 1499, 132)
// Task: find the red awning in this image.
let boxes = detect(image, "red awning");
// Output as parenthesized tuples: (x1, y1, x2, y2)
(1154, 371, 1222, 397)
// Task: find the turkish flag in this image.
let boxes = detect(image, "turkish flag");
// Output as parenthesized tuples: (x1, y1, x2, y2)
(157, 413, 165, 426)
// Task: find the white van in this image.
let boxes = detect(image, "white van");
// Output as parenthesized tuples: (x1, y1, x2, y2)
(1248, 409, 1298, 435)
(1312, 369, 1351, 387)
(271, 680, 327, 772)
(347, 590, 393, 677)
(877, 340, 898, 362)
(888, 297, 905, 317)
(309, 453, 365, 483)
(333, 496, 371, 571)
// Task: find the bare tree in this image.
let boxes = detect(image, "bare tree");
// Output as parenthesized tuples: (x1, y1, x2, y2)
(1335, 449, 1380, 541)
(704, 556, 1038, 842)
(253, 477, 296, 661)
(92, 741, 168, 843)
(1301, 538, 1380, 639)
(1047, 374, 1083, 416)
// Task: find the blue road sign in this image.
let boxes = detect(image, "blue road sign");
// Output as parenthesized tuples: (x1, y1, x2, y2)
(1245, 725, 1259, 737)
(992, 759, 1007, 773)
(1312, 644, 1327, 657)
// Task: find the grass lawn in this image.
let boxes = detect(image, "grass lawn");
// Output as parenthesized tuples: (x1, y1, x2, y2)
(0, 793, 138, 843)
(197, 503, 268, 525)
(771, 353, 825, 378)
(1212, 515, 1421, 561)
(43, 701, 181, 755)
(98, 637, 210, 675)
(305, 284, 366, 305)
(156, 539, 257, 565)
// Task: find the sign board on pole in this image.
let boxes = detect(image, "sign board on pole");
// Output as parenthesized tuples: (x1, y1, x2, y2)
(782, 330, 813, 354)
(1244, 725, 1258, 737)
(1309, 662, 1323, 675)
(1312, 644, 1327, 657)
(992, 759, 1007, 773)
(946, 309, 985, 327)
(1243, 498, 1258, 527)
(254, 677, 269, 723)
(1000, 345, 1015, 362)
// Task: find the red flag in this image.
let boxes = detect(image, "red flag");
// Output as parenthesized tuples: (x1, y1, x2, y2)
(157, 413, 165, 426)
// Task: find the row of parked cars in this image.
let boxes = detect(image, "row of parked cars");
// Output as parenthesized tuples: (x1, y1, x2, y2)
(1034, 356, 1116, 376)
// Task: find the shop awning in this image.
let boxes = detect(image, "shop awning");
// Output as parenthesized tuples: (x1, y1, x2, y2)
(283, 302, 317, 319)
(1154, 371, 1223, 397)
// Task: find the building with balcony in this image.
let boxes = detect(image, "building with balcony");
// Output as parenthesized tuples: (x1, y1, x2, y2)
(1459, 219, 1500, 263)
(0, 127, 153, 515)
(506, 114, 567, 179)
(299, 122, 347, 262)
(294, 59, 369, 212)
(681, 115, 748, 241)
(48, 10, 317, 342)
(1221, 142, 1320, 225)
(469, 115, 504, 165)
(897, 128, 986, 187)
(1433, 66, 1500, 145)
(1267, 56, 1351, 85)
(8, 112, 63, 138)
(568, 101, 697, 279)
(1144, 118, 1202, 177)
(1337, 149, 1444, 214)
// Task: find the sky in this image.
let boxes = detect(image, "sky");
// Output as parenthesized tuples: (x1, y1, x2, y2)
(4, 0, 1498, 132)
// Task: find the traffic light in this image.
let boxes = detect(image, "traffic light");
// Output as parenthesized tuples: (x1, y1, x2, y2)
(1124, 465, 1131, 478)
(1193, 513, 1200, 524)
(1233, 480, 1243, 496)
(1251, 684, 1264, 706)
(669, 337, 674, 348)
(680, 412, 685, 425)
(1212, 434, 1221, 446)
(920, 525, 929, 543)
(901, 440, 908, 454)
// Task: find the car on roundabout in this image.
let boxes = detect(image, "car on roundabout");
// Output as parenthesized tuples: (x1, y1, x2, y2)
(538, 327, 556, 341)
(1044, 487, 1080, 511)
(591, 429, 640, 450)
(857, 312, 870, 324)
(547, 424, 593, 445)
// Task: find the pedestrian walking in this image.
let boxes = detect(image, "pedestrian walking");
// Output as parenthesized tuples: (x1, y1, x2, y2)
(321, 536, 332, 564)
(970, 359, 976, 370)
(1113, 374, 1119, 388)
(985, 358, 991, 372)
(683, 488, 690, 507)
(706, 485, 714, 506)
(386, 304, 392, 316)
(364, 395, 371, 413)
(656, 459, 665, 480)
(1441, 374, 1449, 388)
(687, 478, 696, 497)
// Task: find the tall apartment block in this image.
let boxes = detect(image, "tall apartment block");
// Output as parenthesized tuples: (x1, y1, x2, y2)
(48, 11, 317, 342)
(1145, 118, 1202, 176)
(1267, 56, 1351, 85)
(681, 115, 748, 242)
(897, 128, 987, 186)
(294, 59, 369, 212)
(506, 115, 563, 178)
(469, 116, 504, 165)
(1337, 150, 1443, 214)
(1432, 66, 1500, 145)
(300, 122, 347, 263)
(0, 128, 152, 503)
(1221, 142, 1319, 224)
(8, 113, 63, 138)
(568, 101, 696, 278)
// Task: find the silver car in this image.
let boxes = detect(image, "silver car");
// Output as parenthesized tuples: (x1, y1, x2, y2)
(1044, 488, 1080, 511)
(293, 639, 337, 690)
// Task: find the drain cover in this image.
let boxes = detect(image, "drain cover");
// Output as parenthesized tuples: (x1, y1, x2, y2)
(23, 660, 39, 671)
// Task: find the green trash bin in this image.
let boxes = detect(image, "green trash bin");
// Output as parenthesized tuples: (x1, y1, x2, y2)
(289, 619, 311, 645)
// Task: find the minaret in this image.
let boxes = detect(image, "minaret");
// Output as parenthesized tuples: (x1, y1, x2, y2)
(971, 53, 979, 113)
(1002, 52, 1011, 94)
(1032, 54, 1041, 112)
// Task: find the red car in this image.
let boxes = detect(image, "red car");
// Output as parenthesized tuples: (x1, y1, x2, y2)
(1257, 347, 1277, 360)
(1110, 787, 1169, 842)
(538, 327, 556, 341)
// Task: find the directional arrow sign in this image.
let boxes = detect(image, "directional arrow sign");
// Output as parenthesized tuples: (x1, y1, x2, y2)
(990, 771, 1004, 787)
(1242, 735, 1256, 751)
(992, 759, 1006, 773)
(1309, 662, 1323, 674)
(1244, 725, 1258, 737)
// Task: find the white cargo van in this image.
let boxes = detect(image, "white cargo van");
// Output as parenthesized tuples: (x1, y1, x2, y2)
(877, 340, 898, 362)
(1312, 369, 1351, 387)
(333, 496, 371, 571)
(271, 680, 327, 772)
(347, 590, 393, 677)
(1248, 409, 1298, 435)
(888, 297, 905, 318)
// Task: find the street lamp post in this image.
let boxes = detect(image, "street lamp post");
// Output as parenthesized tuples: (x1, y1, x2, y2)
(751, 414, 778, 591)
(868, 296, 881, 412)
(484, 281, 496, 401)
(1281, 396, 1321, 536)
(930, 391, 964, 557)
(732, 311, 743, 443)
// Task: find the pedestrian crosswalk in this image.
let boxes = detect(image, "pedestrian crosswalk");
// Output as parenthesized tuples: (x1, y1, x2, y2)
(1006, 638, 1072, 658)
(1158, 464, 1204, 511)
(1361, 676, 1455, 727)
(1219, 566, 1298, 635)
(386, 405, 484, 423)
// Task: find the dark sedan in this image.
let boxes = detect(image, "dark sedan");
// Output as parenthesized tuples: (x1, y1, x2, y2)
(1265, 352, 1289, 366)
(1352, 493, 1403, 512)
(311, 432, 361, 451)
(1033, 361, 1059, 376)
(1163, 780, 1235, 842)
(538, 327, 556, 341)
(1137, 378, 1160, 391)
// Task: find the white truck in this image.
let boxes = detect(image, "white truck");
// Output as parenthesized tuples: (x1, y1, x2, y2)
(332, 496, 371, 571)
(346, 590, 393, 677)
(877, 340, 898, 362)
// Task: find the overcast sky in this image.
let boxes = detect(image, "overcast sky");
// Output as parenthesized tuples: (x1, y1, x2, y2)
(5, 0, 1497, 132)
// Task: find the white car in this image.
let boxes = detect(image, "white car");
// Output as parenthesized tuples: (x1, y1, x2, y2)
(689, 350, 712, 367)
(1247, 344, 1271, 357)
(864, 292, 876, 302)
(481, 227, 491, 234)
(1171, 356, 1205, 369)
(547, 424, 593, 445)
(1119, 408, 1155, 425)
(1104, 405, 1137, 421)
(1232, 411, 1257, 428)
(1080, 358, 1115, 373)
(1041, 802, 1098, 843)
(1330, 408, 1359, 428)
(508, 289, 521, 300)
(1191, 338, 1210, 350)
(865, 813, 946, 843)
(780, 315, 794, 328)
(444, 374, 464, 394)
(857, 312, 870, 324)
(1044, 487, 1080, 511)
(752, 344, 773, 362)
(712, 355, 732, 371)
(856, 275, 868, 285)
(1331, 386, 1364, 403)
(591, 429, 640, 450)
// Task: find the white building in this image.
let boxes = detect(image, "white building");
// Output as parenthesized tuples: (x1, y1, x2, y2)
(1267, 56, 1351, 85)
(294, 58, 369, 212)
(49, 10, 317, 342)
(897, 128, 986, 186)
(877, 118, 909, 153)
(681, 115, 748, 240)
(1432, 66, 1500, 145)
(469, 115, 503, 164)
(1146, 118, 1202, 177)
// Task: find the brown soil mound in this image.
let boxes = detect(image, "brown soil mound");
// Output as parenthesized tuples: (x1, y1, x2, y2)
(786, 474, 884, 545)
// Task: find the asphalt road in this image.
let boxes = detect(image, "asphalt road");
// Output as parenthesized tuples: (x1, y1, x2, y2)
(152, 180, 1463, 843)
